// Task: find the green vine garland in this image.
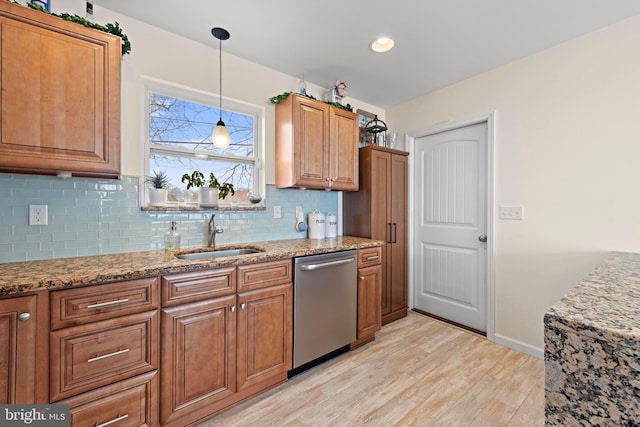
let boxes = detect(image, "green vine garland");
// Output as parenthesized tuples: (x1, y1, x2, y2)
(270, 92, 353, 112)
(14, 1, 131, 55)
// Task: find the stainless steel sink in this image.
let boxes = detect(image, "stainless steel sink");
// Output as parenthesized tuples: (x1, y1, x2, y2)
(176, 248, 263, 260)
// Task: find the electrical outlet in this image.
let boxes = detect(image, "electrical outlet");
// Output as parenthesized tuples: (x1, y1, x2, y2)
(273, 205, 281, 219)
(29, 205, 48, 225)
(499, 205, 524, 220)
(295, 206, 303, 220)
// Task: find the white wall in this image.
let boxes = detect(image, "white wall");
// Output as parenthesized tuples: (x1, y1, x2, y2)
(388, 15, 640, 353)
(48, 0, 384, 184)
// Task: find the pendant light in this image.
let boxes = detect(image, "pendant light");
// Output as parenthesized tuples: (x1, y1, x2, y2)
(211, 27, 230, 148)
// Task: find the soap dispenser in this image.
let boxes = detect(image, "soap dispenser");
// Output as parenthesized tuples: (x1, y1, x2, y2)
(164, 221, 181, 250)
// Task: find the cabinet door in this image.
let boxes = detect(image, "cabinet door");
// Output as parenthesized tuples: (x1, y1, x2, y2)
(160, 295, 236, 426)
(237, 284, 292, 392)
(390, 154, 409, 313)
(329, 107, 359, 191)
(0, 2, 120, 177)
(0, 295, 37, 404)
(369, 149, 393, 316)
(292, 95, 329, 188)
(356, 265, 382, 341)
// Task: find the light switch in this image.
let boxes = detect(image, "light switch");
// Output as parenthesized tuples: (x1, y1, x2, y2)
(273, 205, 281, 219)
(499, 205, 524, 220)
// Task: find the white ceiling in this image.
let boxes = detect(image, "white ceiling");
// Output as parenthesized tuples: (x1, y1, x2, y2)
(100, 0, 640, 108)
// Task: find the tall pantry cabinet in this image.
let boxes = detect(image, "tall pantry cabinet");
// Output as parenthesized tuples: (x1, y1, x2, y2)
(344, 146, 409, 325)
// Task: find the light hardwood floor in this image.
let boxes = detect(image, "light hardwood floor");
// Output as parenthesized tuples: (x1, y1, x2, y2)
(199, 311, 545, 426)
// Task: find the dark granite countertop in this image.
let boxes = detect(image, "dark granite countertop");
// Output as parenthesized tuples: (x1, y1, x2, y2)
(0, 237, 382, 296)
(544, 251, 640, 348)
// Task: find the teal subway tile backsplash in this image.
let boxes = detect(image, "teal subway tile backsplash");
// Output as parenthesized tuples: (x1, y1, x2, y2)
(0, 173, 338, 263)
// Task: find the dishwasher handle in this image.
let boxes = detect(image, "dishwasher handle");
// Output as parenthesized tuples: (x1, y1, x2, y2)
(298, 257, 355, 271)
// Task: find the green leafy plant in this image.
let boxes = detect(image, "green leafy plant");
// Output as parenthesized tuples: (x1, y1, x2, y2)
(145, 170, 170, 189)
(269, 92, 353, 112)
(24, 1, 131, 55)
(181, 171, 235, 200)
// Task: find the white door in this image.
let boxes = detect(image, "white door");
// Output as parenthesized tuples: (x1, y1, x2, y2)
(413, 122, 488, 332)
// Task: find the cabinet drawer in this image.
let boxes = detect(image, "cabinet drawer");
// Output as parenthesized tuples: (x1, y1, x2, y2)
(50, 311, 158, 402)
(60, 371, 158, 427)
(50, 277, 158, 330)
(358, 247, 382, 268)
(237, 259, 292, 291)
(161, 267, 236, 307)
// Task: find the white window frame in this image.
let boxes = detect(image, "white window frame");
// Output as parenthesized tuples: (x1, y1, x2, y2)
(140, 77, 265, 208)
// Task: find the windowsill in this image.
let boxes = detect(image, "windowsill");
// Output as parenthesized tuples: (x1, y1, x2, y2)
(141, 204, 266, 212)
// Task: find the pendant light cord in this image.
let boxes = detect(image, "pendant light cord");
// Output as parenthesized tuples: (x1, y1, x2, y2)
(219, 37, 223, 122)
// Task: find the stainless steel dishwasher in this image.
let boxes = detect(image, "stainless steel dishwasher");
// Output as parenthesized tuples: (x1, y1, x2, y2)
(291, 250, 357, 375)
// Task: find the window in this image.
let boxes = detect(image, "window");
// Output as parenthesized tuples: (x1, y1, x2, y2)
(143, 78, 264, 206)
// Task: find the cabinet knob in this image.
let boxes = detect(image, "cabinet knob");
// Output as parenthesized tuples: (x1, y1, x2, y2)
(230, 306, 236, 312)
(18, 313, 31, 322)
(241, 303, 246, 310)
(360, 276, 365, 281)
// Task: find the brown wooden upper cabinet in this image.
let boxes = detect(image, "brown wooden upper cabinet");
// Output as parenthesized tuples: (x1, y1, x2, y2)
(275, 93, 359, 191)
(0, 1, 121, 178)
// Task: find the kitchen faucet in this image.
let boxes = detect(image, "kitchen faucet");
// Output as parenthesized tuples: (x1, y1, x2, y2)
(208, 214, 223, 248)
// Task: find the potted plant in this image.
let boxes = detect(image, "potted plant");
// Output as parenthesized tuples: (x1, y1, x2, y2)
(145, 170, 170, 206)
(181, 171, 235, 207)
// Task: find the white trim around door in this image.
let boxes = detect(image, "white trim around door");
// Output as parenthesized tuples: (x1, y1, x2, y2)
(406, 111, 496, 343)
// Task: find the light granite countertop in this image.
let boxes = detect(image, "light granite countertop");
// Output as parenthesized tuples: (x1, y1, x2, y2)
(544, 251, 640, 348)
(0, 237, 382, 296)
(544, 251, 640, 425)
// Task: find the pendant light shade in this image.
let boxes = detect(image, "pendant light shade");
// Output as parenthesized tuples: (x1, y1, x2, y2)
(211, 27, 230, 148)
(212, 119, 230, 146)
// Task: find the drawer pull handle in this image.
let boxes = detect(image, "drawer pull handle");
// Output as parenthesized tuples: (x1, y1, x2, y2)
(365, 255, 380, 261)
(18, 313, 31, 321)
(88, 348, 130, 363)
(87, 298, 130, 309)
(95, 413, 129, 427)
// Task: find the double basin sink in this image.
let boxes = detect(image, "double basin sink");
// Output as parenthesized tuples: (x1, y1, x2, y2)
(176, 247, 263, 261)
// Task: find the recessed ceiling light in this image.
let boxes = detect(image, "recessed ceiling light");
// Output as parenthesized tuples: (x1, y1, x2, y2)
(370, 36, 394, 53)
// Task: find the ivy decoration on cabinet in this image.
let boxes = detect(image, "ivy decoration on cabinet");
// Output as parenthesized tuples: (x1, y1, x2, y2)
(270, 91, 353, 112)
(16, 0, 132, 55)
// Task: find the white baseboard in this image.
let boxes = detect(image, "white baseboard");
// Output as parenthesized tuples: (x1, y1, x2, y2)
(493, 333, 544, 360)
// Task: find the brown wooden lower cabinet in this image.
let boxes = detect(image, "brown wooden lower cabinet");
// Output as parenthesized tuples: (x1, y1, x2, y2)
(60, 370, 158, 427)
(159, 260, 293, 426)
(160, 295, 237, 426)
(237, 283, 293, 392)
(355, 265, 382, 344)
(344, 146, 409, 325)
(352, 247, 383, 349)
(0, 294, 38, 404)
(50, 310, 158, 402)
(0, 254, 377, 425)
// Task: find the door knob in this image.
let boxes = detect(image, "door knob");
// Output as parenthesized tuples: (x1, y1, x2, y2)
(479, 235, 487, 243)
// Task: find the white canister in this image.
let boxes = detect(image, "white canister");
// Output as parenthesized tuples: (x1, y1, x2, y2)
(325, 213, 337, 238)
(308, 211, 326, 239)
